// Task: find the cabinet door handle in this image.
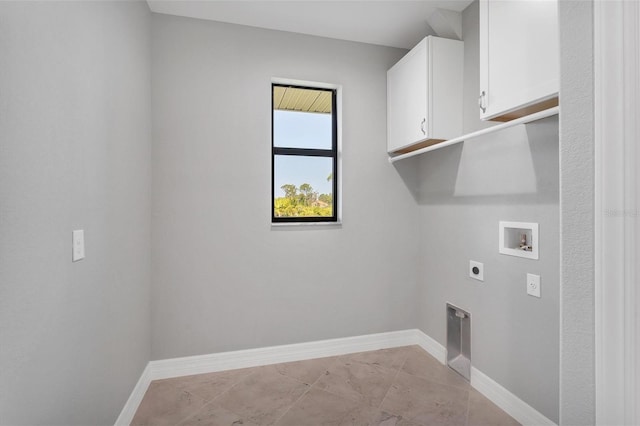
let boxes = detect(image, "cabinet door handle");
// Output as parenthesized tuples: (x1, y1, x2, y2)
(478, 91, 487, 113)
(420, 118, 426, 135)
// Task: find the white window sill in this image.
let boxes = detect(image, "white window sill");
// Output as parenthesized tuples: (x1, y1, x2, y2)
(271, 221, 342, 229)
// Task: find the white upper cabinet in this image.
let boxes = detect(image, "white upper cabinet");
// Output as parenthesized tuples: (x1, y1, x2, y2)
(387, 36, 464, 154)
(479, 0, 559, 122)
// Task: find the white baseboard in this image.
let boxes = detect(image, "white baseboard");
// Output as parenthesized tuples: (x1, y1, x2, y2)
(149, 329, 418, 381)
(115, 329, 556, 426)
(471, 366, 556, 426)
(414, 329, 447, 364)
(114, 363, 152, 426)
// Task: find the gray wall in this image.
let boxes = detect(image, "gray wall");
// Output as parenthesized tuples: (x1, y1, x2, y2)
(150, 15, 418, 360)
(558, 0, 595, 424)
(413, 2, 560, 422)
(0, 2, 152, 425)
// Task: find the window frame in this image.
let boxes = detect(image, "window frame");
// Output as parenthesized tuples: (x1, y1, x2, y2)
(271, 83, 339, 223)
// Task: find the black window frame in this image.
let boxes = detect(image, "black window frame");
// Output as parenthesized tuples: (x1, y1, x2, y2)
(271, 83, 338, 223)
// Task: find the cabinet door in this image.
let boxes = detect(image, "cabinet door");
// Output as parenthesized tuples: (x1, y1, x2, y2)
(387, 39, 427, 153)
(480, 0, 558, 121)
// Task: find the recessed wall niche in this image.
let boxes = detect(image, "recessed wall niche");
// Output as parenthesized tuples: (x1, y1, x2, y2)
(499, 221, 539, 260)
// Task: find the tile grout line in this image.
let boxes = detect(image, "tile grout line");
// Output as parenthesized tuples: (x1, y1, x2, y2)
(275, 348, 415, 426)
(173, 369, 259, 426)
(186, 368, 257, 403)
(464, 381, 472, 426)
(302, 348, 410, 412)
(377, 346, 473, 426)
(375, 348, 411, 422)
(270, 357, 341, 425)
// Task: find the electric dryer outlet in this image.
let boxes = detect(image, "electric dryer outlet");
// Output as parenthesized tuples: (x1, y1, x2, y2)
(469, 261, 484, 281)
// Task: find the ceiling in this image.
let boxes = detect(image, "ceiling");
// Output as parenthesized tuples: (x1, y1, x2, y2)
(146, 1, 474, 49)
(273, 86, 333, 113)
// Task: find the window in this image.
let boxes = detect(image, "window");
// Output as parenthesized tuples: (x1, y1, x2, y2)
(272, 83, 338, 223)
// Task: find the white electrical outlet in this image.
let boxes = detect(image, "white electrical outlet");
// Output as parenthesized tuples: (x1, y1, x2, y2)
(469, 261, 484, 281)
(72, 230, 85, 262)
(527, 273, 540, 298)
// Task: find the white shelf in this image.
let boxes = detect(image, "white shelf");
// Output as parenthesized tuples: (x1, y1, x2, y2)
(388, 106, 559, 163)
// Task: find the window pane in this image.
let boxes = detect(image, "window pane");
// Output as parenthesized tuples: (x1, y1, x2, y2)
(274, 155, 334, 218)
(273, 110, 332, 150)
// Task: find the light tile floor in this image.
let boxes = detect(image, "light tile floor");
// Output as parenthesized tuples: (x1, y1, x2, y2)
(131, 345, 520, 426)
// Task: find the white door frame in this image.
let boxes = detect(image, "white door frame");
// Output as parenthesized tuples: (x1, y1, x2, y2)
(594, 1, 639, 424)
